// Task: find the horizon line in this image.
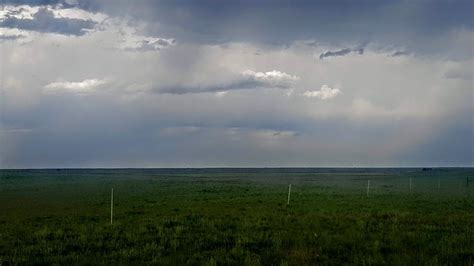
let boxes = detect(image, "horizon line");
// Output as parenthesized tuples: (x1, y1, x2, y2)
(1, 166, 473, 170)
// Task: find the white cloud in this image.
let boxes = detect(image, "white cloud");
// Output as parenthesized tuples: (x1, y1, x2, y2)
(242, 70, 299, 86)
(0, 5, 102, 36)
(0, 4, 174, 46)
(51, 7, 108, 23)
(116, 22, 176, 51)
(215, 91, 229, 97)
(120, 36, 176, 51)
(0, 27, 33, 42)
(0, 5, 107, 23)
(0, 4, 175, 57)
(43, 79, 107, 95)
(285, 88, 294, 96)
(0, 5, 38, 20)
(351, 98, 385, 116)
(303, 85, 342, 100)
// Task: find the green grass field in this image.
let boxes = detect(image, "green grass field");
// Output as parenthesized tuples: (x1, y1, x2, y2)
(0, 168, 473, 265)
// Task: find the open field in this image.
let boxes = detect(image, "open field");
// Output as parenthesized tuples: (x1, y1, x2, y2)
(0, 168, 473, 265)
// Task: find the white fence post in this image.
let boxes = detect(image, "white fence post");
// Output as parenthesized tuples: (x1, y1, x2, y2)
(367, 180, 370, 196)
(287, 184, 291, 205)
(111, 188, 114, 225)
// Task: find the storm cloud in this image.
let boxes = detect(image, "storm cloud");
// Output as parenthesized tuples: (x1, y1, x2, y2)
(1, 0, 472, 168)
(319, 47, 364, 59)
(0, 7, 97, 36)
(158, 70, 299, 94)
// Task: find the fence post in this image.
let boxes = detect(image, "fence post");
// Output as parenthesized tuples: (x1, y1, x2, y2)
(287, 184, 291, 205)
(367, 180, 370, 196)
(111, 188, 114, 225)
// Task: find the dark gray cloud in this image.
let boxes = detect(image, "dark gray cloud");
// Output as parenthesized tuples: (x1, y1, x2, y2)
(0, 7, 97, 36)
(0, 35, 25, 41)
(159, 78, 297, 94)
(319, 48, 352, 59)
(391, 51, 409, 57)
(159, 70, 298, 94)
(3, 0, 81, 8)
(3, 0, 61, 5)
(354, 47, 364, 55)
(6, 1, 472, 55)
(69, 0, 473, 49)
(319, 47, 364, 59)
(159, 80, 267, 95)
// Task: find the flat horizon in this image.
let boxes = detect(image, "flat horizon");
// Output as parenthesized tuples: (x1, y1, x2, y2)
(2, 166, 472, 170)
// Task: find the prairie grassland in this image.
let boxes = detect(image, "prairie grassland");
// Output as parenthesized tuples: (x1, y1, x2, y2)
(0, 168, 473, 265)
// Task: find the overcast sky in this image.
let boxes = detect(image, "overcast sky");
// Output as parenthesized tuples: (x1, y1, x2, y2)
(1, 0, 473, 168)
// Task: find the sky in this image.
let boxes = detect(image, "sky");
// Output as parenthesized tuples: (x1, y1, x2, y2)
(0, 0, 473, 168)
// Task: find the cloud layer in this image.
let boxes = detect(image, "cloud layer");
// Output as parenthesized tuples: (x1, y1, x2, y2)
(1, 1, 472, 168)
